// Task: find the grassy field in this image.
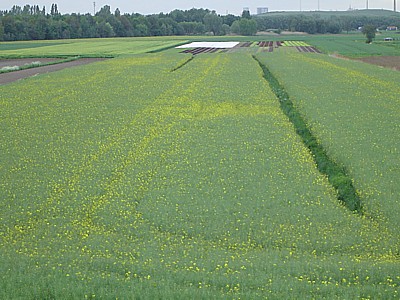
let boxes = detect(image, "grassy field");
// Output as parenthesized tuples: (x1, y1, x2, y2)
(1, 36, 399, 298)
(307, 34, 400, 57)
(1, 32, 399, 58)
(0, 37, 189, 57)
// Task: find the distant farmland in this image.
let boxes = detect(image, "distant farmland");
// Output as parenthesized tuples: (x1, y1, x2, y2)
(0, 36, 399, 299)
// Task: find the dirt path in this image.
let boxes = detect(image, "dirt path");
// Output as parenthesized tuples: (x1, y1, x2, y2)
(0, 58, 107, 85)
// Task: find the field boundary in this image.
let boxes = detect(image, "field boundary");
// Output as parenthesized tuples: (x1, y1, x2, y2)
(253, 55, 362, 213)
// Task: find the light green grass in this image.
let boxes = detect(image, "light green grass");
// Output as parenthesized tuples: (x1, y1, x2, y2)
(1, 51, 399, 298)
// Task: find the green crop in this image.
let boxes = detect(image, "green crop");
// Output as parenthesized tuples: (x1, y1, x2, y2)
(258, 51, 400, 250)
(0, 37, 189, 57)
(0, 44, 399, 299)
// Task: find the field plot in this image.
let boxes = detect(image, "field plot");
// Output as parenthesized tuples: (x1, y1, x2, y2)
(257, 51, 400, 250)
(0, 38, 188, 57)
(296, 46, 322, 53)
(309, 36, 400, 57)
(281, 41, 310, 47)
(0, 45, 399, 298)
(358, 55, 400, 71)
(176, 42, 240, 55)
(180, 47, 221, 55)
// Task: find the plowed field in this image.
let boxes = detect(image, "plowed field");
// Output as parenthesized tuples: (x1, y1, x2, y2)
(358, 56, 400, 71)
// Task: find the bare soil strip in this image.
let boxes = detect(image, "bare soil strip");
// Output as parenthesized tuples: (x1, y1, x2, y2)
(0, 58, 107, 85)
(357, 56, 400, 71)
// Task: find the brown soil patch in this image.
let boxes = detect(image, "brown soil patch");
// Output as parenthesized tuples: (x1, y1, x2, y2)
(0, 58, 107, 85)
(357, 56, 400, 71)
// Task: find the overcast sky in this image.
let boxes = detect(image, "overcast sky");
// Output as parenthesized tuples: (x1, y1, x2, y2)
(0, 0, 397, 15)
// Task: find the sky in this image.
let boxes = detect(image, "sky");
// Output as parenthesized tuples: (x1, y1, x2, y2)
(0, 0, 397, 16)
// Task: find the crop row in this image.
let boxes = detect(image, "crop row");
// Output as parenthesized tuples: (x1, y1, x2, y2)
(180, 47, 221, 55)
(1, 51, 398, 298)
(281, 41, 310, 47)
(179, 41, 322, 56)
(257, 41, 274, 47)
(296, 46, 322, 53)
(240, 42, 253, 47)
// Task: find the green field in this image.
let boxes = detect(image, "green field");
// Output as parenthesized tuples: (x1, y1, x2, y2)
(1, 32, 399, 57)
(257, 51, 400, 241)
(1, 37, 399, 298)
(0, 37, 189, 57)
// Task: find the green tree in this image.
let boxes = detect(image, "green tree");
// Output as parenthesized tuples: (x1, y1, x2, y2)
(231, 20, 240, 34)
(203, 11, 222, 35)
(2, 15, 18, 40)
(180, 22, 205, 35)
(231, 19, 257, 36)
(0, 22, 4, 41)
(241, 10, 251, 19)
(239, 18, 257, 35)
(134, 23, 149, 37)
(222, 14, 239, 26)
(97, 21, 115, 37)
(50, 3, 59, 16)
(362, 24, 376, 43)
(221, 24, 230, 35)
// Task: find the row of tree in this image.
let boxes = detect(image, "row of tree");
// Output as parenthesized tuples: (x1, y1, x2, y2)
(256, 13, 400, 34)
(0, 5, 253, 41)
(0, 4, 399, 41)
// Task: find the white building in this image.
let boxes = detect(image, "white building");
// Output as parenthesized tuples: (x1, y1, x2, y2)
(257, 7, 269, 14)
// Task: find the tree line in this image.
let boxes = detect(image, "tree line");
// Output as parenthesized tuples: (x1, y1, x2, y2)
(256, 12, 400, 34)
(0, 4, 256, 41)
(0, 4, 399, 41)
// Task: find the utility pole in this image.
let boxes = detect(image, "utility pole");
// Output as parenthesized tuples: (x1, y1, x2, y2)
(366, 0, 369, 9)
(93, 1, 96, 16)
(395, 0, 397, 12)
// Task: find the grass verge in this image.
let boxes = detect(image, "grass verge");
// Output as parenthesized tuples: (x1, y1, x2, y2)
(0, 56, 81, 74)
(253, 55, 362, 213)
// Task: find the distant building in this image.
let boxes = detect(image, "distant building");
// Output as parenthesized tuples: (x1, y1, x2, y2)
(387, 26, 398, 31)
(257, 7, 269, 14)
